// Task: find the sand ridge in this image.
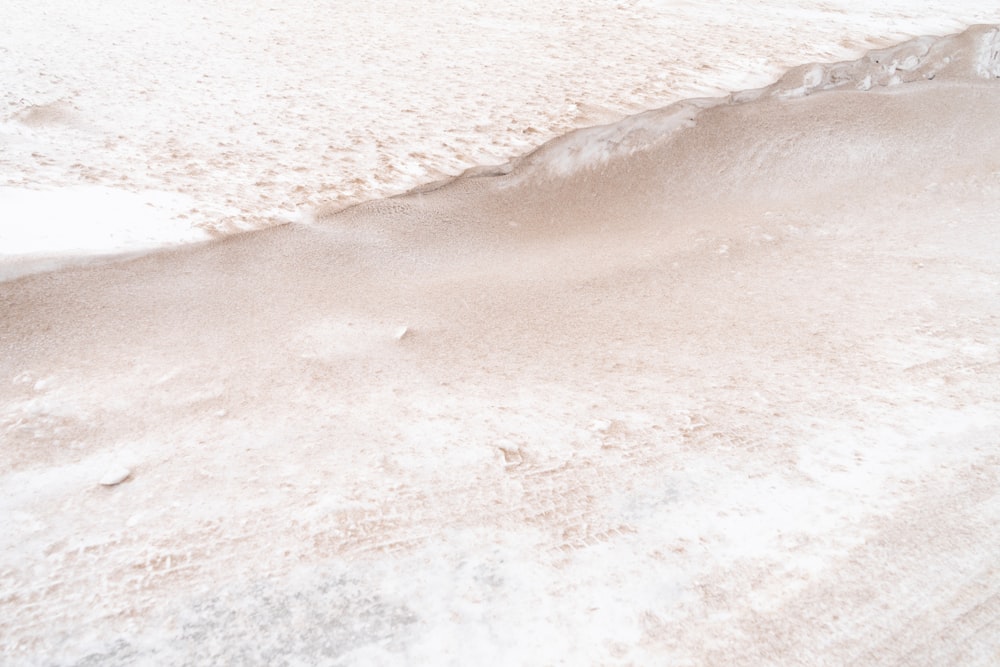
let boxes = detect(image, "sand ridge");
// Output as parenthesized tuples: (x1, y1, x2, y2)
(1, 1, 996, 248)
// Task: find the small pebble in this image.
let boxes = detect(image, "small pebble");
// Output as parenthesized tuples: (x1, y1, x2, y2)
(100, 465, 132, 487)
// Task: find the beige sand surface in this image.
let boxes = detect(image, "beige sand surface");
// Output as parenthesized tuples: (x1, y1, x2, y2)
(2, 25, 999, 665)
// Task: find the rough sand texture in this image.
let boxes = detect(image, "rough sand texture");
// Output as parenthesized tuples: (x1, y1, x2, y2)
(2, 24, 1000, 667)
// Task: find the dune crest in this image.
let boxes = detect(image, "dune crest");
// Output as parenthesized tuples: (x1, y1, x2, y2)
(511, 24, 1000, 180)
(316, 24, 1000, 204)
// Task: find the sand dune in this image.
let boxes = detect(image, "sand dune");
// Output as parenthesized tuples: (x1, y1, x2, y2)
(2, 25, 1000, 666)
(2, 1, 997, 253)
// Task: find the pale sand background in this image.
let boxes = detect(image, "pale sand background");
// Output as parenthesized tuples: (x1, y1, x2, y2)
(2, 5, 1000, 667)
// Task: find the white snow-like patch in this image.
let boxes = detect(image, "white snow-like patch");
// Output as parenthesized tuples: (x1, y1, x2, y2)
(0, 185, 207, 260)
(976, 27, 1000, 78)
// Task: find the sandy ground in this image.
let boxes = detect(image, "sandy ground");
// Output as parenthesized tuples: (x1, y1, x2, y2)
(2, 8, 1000, 667)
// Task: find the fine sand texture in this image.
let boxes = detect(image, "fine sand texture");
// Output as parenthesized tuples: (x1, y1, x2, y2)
(2, 26, 1000, 665)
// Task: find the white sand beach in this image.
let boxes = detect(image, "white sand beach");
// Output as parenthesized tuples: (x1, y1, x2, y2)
(2, 3, 999, 665)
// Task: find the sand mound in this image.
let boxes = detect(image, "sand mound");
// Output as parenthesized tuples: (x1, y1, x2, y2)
(2, 26, 999, 665)
(315, 25, 999, 216)
(312, 25, 1000, 256)
(9, 100, 82, 128)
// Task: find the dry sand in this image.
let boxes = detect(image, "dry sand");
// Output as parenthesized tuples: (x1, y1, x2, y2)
(2, 15, 1000, 667)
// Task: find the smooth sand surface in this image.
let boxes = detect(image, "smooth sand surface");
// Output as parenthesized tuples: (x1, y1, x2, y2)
(2, 23, 1000, 667)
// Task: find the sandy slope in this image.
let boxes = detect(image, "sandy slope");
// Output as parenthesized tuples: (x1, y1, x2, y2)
(2, 25, 1000, 667)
